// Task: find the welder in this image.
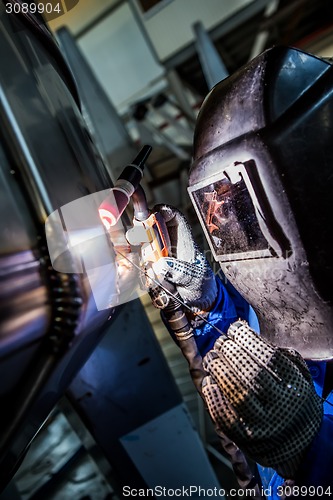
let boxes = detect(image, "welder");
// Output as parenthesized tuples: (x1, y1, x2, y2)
(149, 46, 333, 498)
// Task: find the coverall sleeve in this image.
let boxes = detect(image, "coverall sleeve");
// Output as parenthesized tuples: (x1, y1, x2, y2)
(191, 276, 253, 357)
(267, 414, 333, 498)
(295, 414, 333, 488)
(161, 275, 257, 356)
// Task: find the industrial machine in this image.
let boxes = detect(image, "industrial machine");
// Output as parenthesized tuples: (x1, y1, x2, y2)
(0, 2, 119, 488)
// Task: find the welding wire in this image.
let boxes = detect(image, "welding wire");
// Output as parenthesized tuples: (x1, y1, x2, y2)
(114, 248, 283, 383)
(115, 248, 226, 336)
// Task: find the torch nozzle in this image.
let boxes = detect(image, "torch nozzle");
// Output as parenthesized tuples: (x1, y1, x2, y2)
(99, 145, 152, 228)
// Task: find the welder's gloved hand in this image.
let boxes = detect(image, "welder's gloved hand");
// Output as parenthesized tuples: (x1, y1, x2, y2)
(202, 320, 323, 479)
(152, 204, 217, 312)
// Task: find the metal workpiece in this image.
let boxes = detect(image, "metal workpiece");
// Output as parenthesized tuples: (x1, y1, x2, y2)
(67, 299, 220, 492)
(67, 299, 181, 489)
(0, 7, 115, 488)
(189, 46, 333, 359)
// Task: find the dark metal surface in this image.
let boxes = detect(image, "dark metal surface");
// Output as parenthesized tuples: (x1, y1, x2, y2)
(0, 6, 115, 488)
(13, 410, 114, 500)
(67, 298, 182, 489)
(67, 299, 223, 493)
(190, 46, 333, 360)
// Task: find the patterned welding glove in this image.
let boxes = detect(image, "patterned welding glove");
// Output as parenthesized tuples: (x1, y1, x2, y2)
(202, 320, 323, 479)
(152, 204, 217, 312)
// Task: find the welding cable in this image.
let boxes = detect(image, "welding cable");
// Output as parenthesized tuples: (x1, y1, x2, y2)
(150, 279, 206, 395)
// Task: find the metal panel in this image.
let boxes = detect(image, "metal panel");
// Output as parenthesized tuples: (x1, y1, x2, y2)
(68, 299, 220, 492)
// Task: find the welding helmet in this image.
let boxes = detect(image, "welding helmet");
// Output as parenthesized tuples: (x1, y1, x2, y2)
(188, 46, 333, 360)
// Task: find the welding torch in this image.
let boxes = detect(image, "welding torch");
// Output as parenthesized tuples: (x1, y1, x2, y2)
(99, 145, 206, 394)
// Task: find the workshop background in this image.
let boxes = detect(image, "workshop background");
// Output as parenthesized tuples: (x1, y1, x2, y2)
(1, 0, 333, 499)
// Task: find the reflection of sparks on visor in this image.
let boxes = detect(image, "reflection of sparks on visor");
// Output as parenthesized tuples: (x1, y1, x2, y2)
(98, 208, 118, 230)
(204, 190, 224, 234)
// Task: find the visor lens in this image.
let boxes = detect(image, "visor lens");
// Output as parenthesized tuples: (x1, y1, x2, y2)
(188, 157, 294, 261)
